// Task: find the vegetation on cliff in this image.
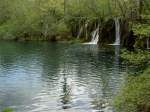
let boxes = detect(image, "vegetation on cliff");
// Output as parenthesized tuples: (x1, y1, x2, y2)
(0, 0, 149, 44)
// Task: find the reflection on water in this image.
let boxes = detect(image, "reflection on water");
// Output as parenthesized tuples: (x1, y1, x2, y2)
(0, 42, 126, 112)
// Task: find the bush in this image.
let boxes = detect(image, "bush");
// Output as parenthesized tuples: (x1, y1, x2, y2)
(121, 49, 150, 68)
(114, 68, 150, 112)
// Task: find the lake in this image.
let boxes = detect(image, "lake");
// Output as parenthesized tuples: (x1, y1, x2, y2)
(0, 41, 126, 112)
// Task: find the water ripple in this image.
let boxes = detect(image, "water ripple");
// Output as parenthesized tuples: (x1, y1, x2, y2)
(0, 42, 126, 112)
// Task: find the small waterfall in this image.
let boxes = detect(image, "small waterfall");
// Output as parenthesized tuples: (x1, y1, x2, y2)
(84, 26, 99, 45)
(109, 18, 120, 45)
(114, 18, 120, 45)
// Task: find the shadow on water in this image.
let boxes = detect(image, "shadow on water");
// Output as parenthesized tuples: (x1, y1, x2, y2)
(0, 41, 126, 112)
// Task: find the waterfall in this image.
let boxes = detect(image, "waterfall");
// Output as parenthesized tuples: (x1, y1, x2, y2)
(109, 18, 120, 45)
(114, 18, 120, 45)
(84, 26, 99, 45)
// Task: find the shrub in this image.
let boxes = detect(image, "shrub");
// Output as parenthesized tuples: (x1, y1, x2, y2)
(114, 68, 150, 112)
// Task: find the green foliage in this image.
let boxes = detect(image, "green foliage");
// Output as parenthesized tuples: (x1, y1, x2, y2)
(121, 49, 150, 66)
(115, 48, 150, 112)
(129, 0, 150, 49)
(114, 68, 150, 112)
(47, 21, 69, 36)
(0, 0, 149, 41)
(67, 0, 112, 18)
(132, 23, 150, 38)
(2, 108, 13, 112)
(0, 0, 66, 40)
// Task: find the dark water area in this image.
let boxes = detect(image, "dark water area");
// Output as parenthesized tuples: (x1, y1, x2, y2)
(0, 41, 126, 112)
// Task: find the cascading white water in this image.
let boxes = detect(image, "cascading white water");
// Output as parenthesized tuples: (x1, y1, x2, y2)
(109, 18, 120, 46)
(84, 26, 99, 45)
(114, 18, 120, 45)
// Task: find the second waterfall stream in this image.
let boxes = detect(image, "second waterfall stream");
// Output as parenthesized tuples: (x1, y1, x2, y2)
(109, 18, 121, 46)
(114, 18, 121, 45)
(109, 18, 121, 45)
